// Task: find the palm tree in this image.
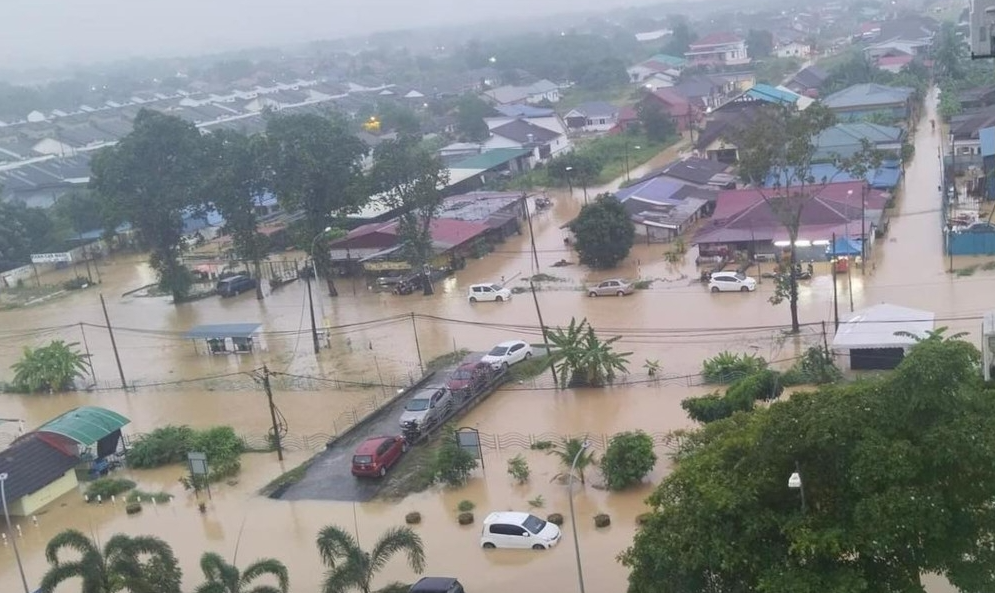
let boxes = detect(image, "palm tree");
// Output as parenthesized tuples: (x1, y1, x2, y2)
(194, 552, 289, 593)
(11, 340, 89, 393)
(548, 437, 597, 485)
(894, 326, 969, 343)
(39, 529, 181, 593)
(545, 317, 631, 388)
(317, 525, 425, 593)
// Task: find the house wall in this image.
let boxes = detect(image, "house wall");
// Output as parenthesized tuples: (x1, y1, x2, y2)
(8, 469, 78, 516)
(582, 116, 618, 132)
(482, 135, 523, 151)
(776, 44, 811, 59)
(831, 104, 908, 122)
(526, 89, 560, 104)
(686, 41, 749, 65)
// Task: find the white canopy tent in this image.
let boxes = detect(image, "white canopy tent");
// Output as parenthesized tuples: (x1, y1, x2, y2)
(833, 303, 935, 370)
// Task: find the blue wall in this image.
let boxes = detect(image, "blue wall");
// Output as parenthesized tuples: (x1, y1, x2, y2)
(949, 232, 995, 255)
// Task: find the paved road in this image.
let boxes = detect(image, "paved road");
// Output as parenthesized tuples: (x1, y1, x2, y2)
(278, 352, 496, 502)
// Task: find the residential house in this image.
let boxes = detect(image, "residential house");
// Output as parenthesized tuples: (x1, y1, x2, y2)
(672, 75, 729, 110)
(710, 71, 757, 94)
(627, 54, 686, 87)
(635, 157, 736, 195)
(486, 105, 569, 140)
(765, 162, 903, 192)
(640, 88, 697, 132)
(483, 119, 571, 162)
(775, 41, 812, 59)
(446, 148, 534, 191)
(693, 102, 767, 163)
(693, 180, 890, 258)
(875, 15, 938, 46)
(719, 83, 811, 111)
(812, 122, 906, 161)
(684, 32, 750, 66)
(436, 191, 527, 240)
(864, 39, 929, 61)
(958, 85, 995, 111)
(563, 102, 619, 132)
(439, 142, 483, 164)
(613, 177, 715, 242)
(948, 105, 995, 164)
(482, 79, 561, 105)
(785, 65, 830, 97)
(822, 83, 915, 122)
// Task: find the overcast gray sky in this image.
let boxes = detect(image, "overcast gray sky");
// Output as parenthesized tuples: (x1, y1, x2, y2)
(4, 0, 668, 70)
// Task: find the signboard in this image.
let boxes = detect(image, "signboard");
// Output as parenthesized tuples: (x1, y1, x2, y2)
(31, 252, 72, 264)
(187, 452, 209, 475)
(363, 261, 410, 272)
(456, 427, 484, 469)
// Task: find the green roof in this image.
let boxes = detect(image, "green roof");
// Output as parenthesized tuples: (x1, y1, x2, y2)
(450, 148, 532, 171)
(648, 54, 687, 67)
(36, 406, 130, 446)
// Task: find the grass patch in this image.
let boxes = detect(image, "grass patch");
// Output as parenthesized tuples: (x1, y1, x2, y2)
(556, 84, 637, 112)
(510, 355, 553, 381)
(125, 490, 172, 504)
(956, 265, 979, 276)
(425, 349, 471, 373)
(85, 478, 136, 501)
(633, 279, 654, 290)
(260, 458, 314, 498)
(375, 445, 438, 500)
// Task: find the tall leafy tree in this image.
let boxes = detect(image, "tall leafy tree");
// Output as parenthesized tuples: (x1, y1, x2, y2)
(454, 94, 495, 142)
(745, 29, 774, 58)
(622, 337, 995, 593)
(545, 317, 631, 388)
(662, 19, 696, 56)
(370, 136, 450, 293)
(203, 130, 268, 300)
(39, 529, 181, 593)
(569, 194, 636, 269)
(636, 100, 677, 142)
(548, 152, 604, 189)
(264, 113, 369, 297)
(194, 552, 289, 593)
(317, 525, 426, 593)
(89, 109, 205, 301)
(11, 340, 89, 393)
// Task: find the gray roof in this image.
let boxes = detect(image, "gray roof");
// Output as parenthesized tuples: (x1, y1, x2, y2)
(877, 15, 938, 43)
(490, 119, 560, 144)
(789, 65, 829, 89)
(822, 84, 914, 110)
(638, 157, 732, 186)
(0, 433, 79, 501)
(184, 323, 261, 340)
(569, 101, 618, 118)
(0, 154, 92, 194)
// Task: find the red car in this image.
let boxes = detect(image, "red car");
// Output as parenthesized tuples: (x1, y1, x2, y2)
(351, 436, 407, 478)
(446, 362, 493, 397)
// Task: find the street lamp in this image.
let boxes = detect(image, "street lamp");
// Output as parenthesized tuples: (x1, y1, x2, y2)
(0, 473, 31, 593)
(568, 441, 591, 593)
(306, 226, 333, 355)
(787, 462, 807, 514)
(565, 166, 575, 194)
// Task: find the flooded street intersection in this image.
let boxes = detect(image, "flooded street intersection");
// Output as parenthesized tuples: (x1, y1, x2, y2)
(0, 91, 978, 593)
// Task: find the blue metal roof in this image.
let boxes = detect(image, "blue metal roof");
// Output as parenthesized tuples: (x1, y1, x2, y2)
(981, 127, 995, 158)
(184, 323, 261, 340)
(765, 164, 902, 190)
(745, 84, 800, 105)
(615, 176, 685, 204)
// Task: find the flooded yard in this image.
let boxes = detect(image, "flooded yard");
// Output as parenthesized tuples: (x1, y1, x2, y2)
(0, 90, 973, 593)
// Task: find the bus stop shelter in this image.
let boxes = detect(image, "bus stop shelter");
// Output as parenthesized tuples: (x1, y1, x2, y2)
(185, 323, 261, 355)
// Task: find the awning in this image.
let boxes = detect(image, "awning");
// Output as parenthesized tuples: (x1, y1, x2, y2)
(184, 323, 261, 340)
(36, 406, 130, 447)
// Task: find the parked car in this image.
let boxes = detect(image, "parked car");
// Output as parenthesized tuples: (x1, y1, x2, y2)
(708, 271, 757, 293)
(587, 279, 634, 297)
(480, 340, 533, 370)
(398, 386, 453, 429)
(468, 283, 511, 303)
(409, 577, 465, 593)
(216, 275, 257, 297)
(351, 435, 407, 478)
(480, 511, 561, 550)
(446, 361, 494, 397)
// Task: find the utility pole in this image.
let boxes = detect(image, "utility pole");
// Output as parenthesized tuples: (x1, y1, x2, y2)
(831, 233, 840, 332)
(261, 366, 283, 461)
(860, 183, 866, 275)
(529, 281, 558, 387)
(525, 193, 541, 274)
(411, 313, 424, 375)
(305, 267, 320, 354)
(79, 323, 96, 382)
(99, 294, 127, 390)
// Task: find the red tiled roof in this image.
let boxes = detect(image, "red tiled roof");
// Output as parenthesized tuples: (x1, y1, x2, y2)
(649, 88, 690, 110)
(690, 32, 743, 47)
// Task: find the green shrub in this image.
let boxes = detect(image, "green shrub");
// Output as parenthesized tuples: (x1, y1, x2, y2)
(457, 500, 475, 512)
(431, 431, 478, 487)
(725, 369, 783, 402)
(125, 490, 171, 504)
(528, 495, 545, 509)
(507, 454, 531, 484)
(127, 425, 195, 468)
(85, 478, 136, 501)
(594, 513, 611, 528)
(600, 431, 657, 491)
(457, 512, 474, 525)
(547, 513, 564, 525)
(701, 351, 768, 384)
(682, 370, 784, 424)
(781, 346, 843, 386)
(191, 425, 244, 461)
(681, 393, 741, 424)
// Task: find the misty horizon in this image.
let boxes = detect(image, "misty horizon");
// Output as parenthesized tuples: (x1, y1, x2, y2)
(5, 0, 686, 72)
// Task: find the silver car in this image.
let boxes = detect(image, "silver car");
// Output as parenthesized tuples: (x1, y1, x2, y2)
(587, 279, 635, 297)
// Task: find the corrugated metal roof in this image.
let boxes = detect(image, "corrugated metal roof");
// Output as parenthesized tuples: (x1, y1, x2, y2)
(36, 406, 130, 447)
(0, 433, 78, 501)
(449, 148, 531, 171)
(184, 323, 261, 340)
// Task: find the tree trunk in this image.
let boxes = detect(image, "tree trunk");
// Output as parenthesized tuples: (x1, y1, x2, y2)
(253, 260, 264, 300)
(325, 275, 338, 297)
(787, 227, 801, 334)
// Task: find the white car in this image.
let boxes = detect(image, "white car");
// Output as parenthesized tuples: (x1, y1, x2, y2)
(480, 340, 532, 370)
(708, 271, 757, 293)
(468, 283, 511, 303)
(480, 511, 561, 550)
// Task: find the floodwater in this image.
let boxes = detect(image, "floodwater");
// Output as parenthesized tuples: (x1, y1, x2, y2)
(0, 90, 974, 592)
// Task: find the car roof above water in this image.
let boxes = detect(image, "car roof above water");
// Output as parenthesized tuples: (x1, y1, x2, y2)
(483, 511, 531, 524)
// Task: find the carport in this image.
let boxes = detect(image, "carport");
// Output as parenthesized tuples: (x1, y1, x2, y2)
(185, 323, 261, 355)
(35, 405, 130, 477)
(832, 303, 935, 370)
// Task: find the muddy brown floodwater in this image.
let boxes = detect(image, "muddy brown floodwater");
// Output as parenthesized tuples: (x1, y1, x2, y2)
(0, 91, 971, 592)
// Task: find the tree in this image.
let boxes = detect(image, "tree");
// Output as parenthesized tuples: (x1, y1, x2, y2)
(264, 113, 369, 297)
(745, 29, 774, 59)
(316, 525, 426, 593)
(569, 194, 636, 269)
(40, 529, 181, 593)
(376, 101, 422, 137)
(203, 130, 268, 300)
(935, 21, 965, 81)
(90, 109, 205, 301)
(548, 151, 604, 189)
(194, 552, 289, 593)
(547, 437, 597, 484)
(545, 317, 631, 388)
(572, 57, 629, 90)
(454, 95, 494, 142)
(11, 340, 89, 393)
(430, 429, 478, 487)
(636, 100, 677, 142)
(51, 190, 108, 236)
(622, 336, 995, 593)
(732, 103, 838, 333)
(600, 431, 657, 490)
(370, 136, 450, 293)
(662, 20, 696, 56)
